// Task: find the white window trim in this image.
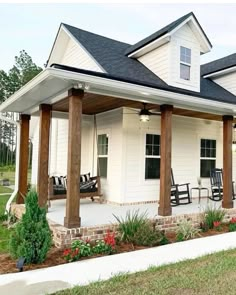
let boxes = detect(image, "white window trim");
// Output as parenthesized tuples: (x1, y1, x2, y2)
(145, 133, 161, 180)
(180, 46, 191, 81)
(97, 132, 109, 179)
(200, 138, 217, 178)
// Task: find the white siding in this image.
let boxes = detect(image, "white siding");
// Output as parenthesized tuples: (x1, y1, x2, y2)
(138, 43, 170, 83)
(61, 37, 102, 72)
(122, 108, 236, 203)
(169, 23, 201, 92)
(213, 72, 236, 95)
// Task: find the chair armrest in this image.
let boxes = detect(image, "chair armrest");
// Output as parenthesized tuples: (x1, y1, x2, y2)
(176, 183, 190, 187)
(90, 176, 98, 181)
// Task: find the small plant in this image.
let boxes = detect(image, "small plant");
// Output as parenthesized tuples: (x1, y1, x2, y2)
(229, 217, 236, 232)
(9, 190, 52, 264)
(93, 231, 116, 255)
(131, 222, 167, 247)
(204, 206, 225, 230)
(176, 220, 200, 242)
(113, 210, 148, 243)
(213, 221, 222, 231)
(71, 239, 92, 257)
(63, 248, 80, 263)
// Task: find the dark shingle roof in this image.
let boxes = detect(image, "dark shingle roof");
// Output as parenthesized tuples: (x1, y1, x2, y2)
(201, 53, 236, 76)
(61, 22, 236, 105)
(125, 12, 212, 56)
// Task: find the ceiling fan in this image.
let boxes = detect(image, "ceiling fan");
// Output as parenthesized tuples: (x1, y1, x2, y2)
(125, 103, 161, 122)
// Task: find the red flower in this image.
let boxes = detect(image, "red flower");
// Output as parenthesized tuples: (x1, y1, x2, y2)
(104, 230, 116, 248)
(230, 217, 236, 224)
(213, 221, 221, 228)
(63, 249, 71, 256)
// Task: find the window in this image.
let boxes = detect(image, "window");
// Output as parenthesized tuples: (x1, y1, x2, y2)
(98, 134, 108, 178)
(145, 134, 161, 179)
(200, 139, 216, 177)
(180, 46, 191, 80)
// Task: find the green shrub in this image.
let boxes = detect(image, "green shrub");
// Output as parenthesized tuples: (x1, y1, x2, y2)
(229, 217, 236, 232)
(113, 210, 148, 243)
(9, 190, 52, 264)
(131, 222, 168, 247)
(204, 206, 225, 230)
(176, 220, 200, 242)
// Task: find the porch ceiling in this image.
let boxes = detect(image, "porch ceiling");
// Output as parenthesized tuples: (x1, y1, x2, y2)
(52, 92, 234, 122)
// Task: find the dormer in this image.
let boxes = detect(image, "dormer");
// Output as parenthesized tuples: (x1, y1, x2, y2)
(126, 12, 212, 92)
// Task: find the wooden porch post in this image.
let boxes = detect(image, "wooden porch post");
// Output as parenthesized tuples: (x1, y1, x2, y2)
(158, 104, 173, 216)
(222, 115, 233, 208)
(17, 114, 31, 204)
(37, 104, 52, 207)
(64, 89, 84, 228)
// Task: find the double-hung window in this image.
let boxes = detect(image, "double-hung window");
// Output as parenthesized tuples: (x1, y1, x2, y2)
(145, 134, 161, 179)
(98, 134, 108, 178)
(200, 139, 216, 177)
(180, 46, 191, 80)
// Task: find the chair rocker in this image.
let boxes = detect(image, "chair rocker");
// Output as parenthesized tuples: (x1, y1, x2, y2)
(170, 169, 191, 206)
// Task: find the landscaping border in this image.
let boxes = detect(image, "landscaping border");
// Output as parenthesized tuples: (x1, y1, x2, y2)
(1, 231, 236, 295)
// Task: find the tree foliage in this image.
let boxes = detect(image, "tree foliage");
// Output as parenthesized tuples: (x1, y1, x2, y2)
(9, 190, 52, 264)
(0, 50, 42, 103)
(0, 50, 42, 167)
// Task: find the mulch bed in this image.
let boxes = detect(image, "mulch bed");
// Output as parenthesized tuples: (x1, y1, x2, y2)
(0, 225, 231, 275)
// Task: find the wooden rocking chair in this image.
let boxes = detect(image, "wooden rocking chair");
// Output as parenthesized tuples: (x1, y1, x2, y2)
(170, 169, 191, 206)
(210, 168, 236, 201)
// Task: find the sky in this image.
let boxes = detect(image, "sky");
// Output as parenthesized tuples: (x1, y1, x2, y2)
(1, 3, 236, 71)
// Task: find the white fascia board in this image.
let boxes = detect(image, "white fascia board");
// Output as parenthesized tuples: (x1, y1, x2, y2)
(127, 34, 171, 58)
(170, 16, 211, 53)
(61, 25, 106, 73)
(0, 70, 50, 113)
(203, 66, 236, 78)
(48, 68, 236, 115)
(1, 67, 235, 116)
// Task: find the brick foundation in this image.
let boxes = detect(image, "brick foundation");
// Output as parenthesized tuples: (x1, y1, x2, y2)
(10, 203, 236, 249)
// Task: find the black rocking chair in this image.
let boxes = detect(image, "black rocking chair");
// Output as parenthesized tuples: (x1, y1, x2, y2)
(170, 169, 191, 206)
(210, 168, 236, 201)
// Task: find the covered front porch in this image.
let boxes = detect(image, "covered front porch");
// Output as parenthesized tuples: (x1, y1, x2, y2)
(47, 197, 221, 228)
(1, 64, 236, 230)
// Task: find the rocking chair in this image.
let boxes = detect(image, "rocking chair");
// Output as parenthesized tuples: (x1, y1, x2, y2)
(210, 168, 236, 201)
(170, 169, 191, 206)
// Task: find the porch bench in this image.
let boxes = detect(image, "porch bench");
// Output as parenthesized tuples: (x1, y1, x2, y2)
(48, 175, 103, 203)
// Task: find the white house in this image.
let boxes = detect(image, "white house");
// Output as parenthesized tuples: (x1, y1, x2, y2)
(1, 12, 236, 228)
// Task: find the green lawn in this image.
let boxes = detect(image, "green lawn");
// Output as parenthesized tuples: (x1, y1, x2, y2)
(0, 185, 13, 194)
(0, 195, 11, 254)
(53, 249, 236, 295)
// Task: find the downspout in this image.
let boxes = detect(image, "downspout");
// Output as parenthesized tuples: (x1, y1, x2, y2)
(0, 114, 20, 214)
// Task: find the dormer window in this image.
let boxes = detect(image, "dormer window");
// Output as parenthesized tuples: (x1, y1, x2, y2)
(180, 46, 191, 80)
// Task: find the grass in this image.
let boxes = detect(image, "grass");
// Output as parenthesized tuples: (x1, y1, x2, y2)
(0, 194, 11, 254)
(52, 249, 236, 295)
(0, 185, 13, 194)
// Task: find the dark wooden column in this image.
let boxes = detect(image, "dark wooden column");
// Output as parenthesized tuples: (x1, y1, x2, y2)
(37, 104, 52, 207)
(222, 115, 233, 208)
(17, 114, 31, 204)
(158, 105, 173, 216)
(64, 89, 84, 228)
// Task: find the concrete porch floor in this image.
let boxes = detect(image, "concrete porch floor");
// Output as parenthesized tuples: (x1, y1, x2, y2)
(46, 197, 228, 227)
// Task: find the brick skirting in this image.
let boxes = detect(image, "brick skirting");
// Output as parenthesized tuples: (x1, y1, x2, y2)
(10, 203, 236, 249)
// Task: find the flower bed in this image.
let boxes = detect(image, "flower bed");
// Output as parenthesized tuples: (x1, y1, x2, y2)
(1, 206, 236, 275)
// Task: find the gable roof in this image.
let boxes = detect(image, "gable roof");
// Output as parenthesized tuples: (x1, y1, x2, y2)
(61, 23, 236, 105)
(201, 53, 236, 76)
(125, 12, 212, 56)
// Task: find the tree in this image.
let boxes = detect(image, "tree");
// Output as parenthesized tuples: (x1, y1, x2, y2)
(0, 50, 42, 167)
(9, 190, 52, 264)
